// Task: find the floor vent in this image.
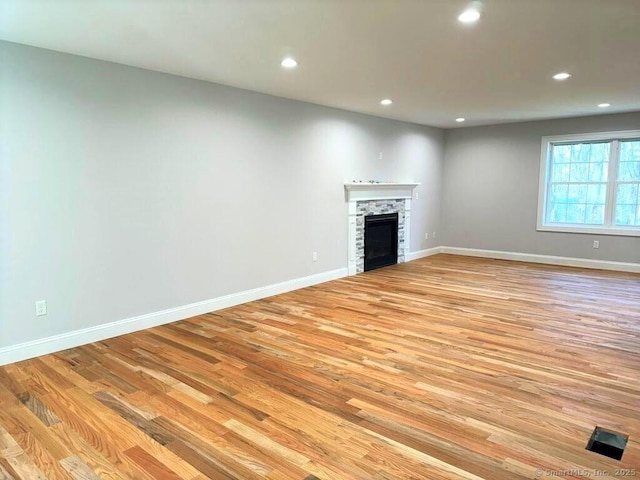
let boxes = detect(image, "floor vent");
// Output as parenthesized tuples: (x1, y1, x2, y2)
(586, 426, 628, 460)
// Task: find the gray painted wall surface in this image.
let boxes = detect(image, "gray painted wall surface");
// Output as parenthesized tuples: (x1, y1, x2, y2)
(0, 41, 444, 348)
(441, 113, 640, 262)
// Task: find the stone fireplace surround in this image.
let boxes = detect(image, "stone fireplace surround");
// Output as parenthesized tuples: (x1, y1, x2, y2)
(344, 183, 420, 275)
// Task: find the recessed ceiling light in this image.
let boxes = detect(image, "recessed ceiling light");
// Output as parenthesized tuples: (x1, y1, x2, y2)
(598, 103, 611, 108)
(456, 118, 466, 123)
(281, 57, 298, 69)
(552, 72, 572, 81)
(380, 99, 393, 106)
(458, 8, 481, 23)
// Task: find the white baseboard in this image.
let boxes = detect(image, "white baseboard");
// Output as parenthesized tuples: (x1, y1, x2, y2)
(3, 246, 637, 366)
(0, 268, 348, 366)
(441, 246, 640, 273)
(405, 247, 443, 262)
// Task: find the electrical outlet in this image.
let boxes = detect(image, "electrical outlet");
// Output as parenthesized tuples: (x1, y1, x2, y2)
(379, 151, 383, 160)
(415, 191, 419, 199)
(593, 240, 599, 249)
(312, 252, 318, 262)
(35, 300, 47, 316)
(433, 231, 437, 239)
(424, 232, 429, 240)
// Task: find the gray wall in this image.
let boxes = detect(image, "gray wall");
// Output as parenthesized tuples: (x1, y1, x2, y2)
(441, 112, 640, 262)
(0, 41, 444, 348)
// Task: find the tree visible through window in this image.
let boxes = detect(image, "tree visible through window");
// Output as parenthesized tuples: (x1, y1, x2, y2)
(538, 131, 640, 235)
(547, 142, 609, 225)
(615, 140, 640, 227)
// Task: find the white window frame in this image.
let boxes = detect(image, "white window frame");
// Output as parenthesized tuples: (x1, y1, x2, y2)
(537, 129, 640, 237)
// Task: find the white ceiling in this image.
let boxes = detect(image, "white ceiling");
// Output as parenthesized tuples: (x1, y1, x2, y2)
(1, 0, 639, 128)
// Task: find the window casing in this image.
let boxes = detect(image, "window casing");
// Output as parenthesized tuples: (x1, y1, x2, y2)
(537, 130, 640, 236)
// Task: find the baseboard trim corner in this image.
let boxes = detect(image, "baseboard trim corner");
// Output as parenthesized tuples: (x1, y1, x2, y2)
(406, 247, 443, 262)
(441, 247, 640, 273)
(0, 267, 348, 366)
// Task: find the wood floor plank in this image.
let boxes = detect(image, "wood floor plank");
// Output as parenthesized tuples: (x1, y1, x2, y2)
(1, 254, 639, 478)
(48, 423, 136, 480)
(59, 455, 100, 480)
(123, 445, 183, 480)
(16, 392, 61, 427)
(0, 461, 16, 480)
(0, 424, 48, 480)
(0, 403, 71, 465)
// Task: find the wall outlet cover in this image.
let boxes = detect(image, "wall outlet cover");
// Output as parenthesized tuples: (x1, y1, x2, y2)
(35, 300, 47, 316)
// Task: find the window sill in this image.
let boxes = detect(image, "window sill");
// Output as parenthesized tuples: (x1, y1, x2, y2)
(537, 224, 640, 237)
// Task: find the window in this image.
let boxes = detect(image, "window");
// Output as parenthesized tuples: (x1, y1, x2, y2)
(538, 130, 640, 236)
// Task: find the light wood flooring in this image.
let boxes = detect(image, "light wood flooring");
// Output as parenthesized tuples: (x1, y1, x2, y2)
(1, 254, 639, 479)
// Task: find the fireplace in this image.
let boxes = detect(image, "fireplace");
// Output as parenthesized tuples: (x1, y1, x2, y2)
(364, 213, 398, 271)
(344, 182, 419, 276)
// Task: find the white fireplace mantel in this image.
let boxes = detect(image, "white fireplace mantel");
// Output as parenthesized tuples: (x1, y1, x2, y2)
(345, 182, 420, 275)
(344, 182, 420, 202)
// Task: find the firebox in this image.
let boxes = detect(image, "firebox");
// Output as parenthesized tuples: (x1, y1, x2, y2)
(364, 213, 398, 271)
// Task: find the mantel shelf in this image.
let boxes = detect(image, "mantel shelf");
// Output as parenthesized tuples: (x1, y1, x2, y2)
(344, 182, 420, 190)
(344, 182, 420, 201)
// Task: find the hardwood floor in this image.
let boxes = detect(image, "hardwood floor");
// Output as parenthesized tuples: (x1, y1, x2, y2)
(1, 254, 639, 479)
